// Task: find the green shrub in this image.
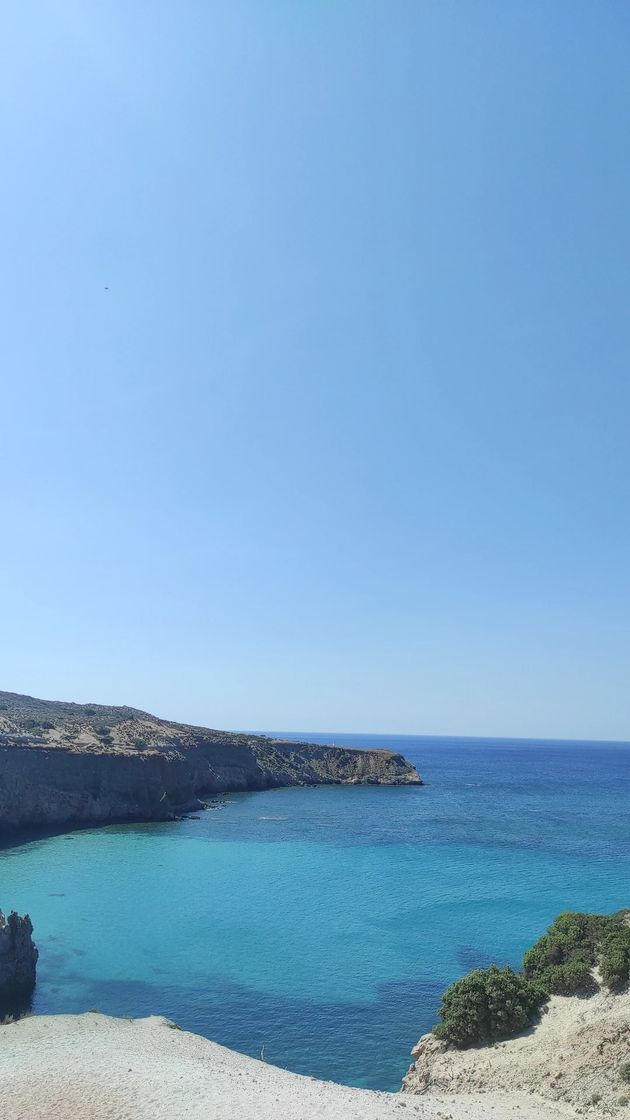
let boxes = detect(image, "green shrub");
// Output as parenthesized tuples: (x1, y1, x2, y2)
(600, 926, 630, 990)
(544, 960, 595, 995)
(619, 1062, 630, 1084)
(433, 965, 545, 1047)
(601, 950, 628, 990)
(523, 912, 614, 995)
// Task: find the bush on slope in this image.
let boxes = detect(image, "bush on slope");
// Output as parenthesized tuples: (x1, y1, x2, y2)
(433, 909, 630, 1047)
(433, 965, 544, 1047)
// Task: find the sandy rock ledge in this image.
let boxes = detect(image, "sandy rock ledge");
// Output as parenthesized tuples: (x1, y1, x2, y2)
(0, 1012, 577, 1120)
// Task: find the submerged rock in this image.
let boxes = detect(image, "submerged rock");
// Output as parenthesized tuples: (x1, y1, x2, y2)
(0, 910, 38, 998)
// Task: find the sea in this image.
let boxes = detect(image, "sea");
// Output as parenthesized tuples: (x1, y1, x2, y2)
(1, 733, 629, 1090)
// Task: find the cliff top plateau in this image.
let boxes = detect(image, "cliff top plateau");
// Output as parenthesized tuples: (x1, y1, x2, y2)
(0, 689, 418, 768)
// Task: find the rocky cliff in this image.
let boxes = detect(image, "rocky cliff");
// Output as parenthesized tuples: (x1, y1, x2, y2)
(0, 691, 421, 830)
(0, 910, 38, 999)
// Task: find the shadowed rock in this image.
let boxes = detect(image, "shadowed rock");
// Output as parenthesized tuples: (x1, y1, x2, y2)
(0, 910, 38, 999)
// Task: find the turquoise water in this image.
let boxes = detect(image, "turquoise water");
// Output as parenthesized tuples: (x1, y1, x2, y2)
(1, 734, 630, 1090)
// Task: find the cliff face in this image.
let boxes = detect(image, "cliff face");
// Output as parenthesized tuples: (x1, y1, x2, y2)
(0, 691, 421, 830)
(0, 911, 38, 998)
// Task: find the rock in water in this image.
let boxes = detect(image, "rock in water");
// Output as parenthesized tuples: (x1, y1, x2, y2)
(0, 910, 38, 998)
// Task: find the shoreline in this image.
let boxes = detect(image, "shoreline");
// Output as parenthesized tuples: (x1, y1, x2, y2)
(0, 777, 421, 849)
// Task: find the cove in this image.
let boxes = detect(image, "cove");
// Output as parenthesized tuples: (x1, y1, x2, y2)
(1, 734, 629, 1090)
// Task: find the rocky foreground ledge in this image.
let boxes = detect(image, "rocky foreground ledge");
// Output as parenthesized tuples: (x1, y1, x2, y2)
(0, 1013, 574, 1120)
(403, 985, 630, 1116)
(0, 690, 420, 830)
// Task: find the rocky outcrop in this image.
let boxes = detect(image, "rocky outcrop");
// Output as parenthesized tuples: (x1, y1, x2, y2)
(402, 985, 630, 1115)
(0, 691, 421, 830)
(0, 911, 38, 999)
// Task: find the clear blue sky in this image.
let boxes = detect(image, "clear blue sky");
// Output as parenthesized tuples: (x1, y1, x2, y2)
(1, 2, 628, 739)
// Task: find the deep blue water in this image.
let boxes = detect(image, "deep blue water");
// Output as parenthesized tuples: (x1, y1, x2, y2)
(1, 734, 630, 1090)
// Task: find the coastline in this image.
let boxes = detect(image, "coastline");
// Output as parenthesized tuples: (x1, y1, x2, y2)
(0, 690, 420, 834)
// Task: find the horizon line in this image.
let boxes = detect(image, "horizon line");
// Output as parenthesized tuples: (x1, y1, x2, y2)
(249, 729, 630, 747)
